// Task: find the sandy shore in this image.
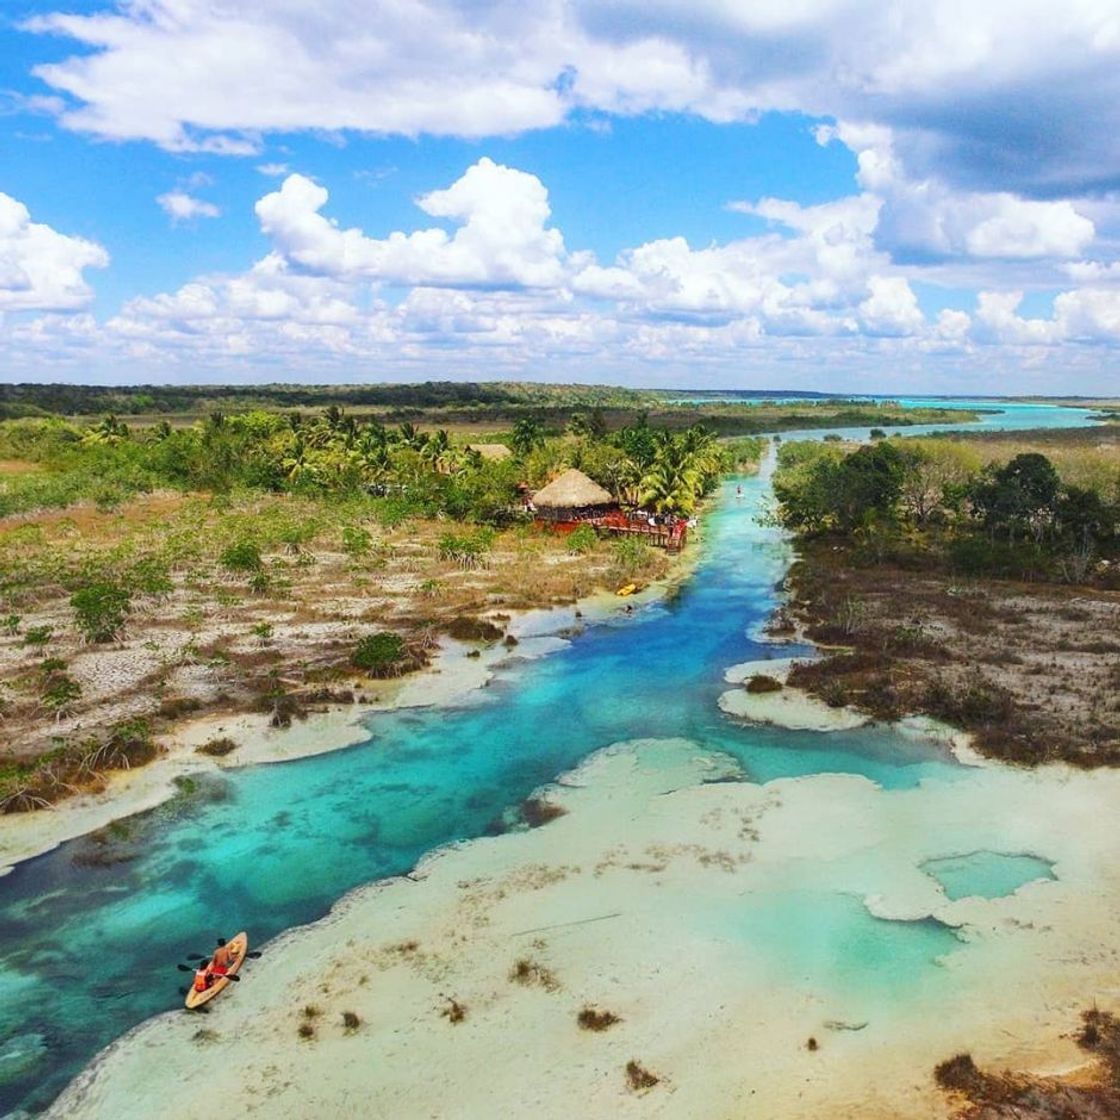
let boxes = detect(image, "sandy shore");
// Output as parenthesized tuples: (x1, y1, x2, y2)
(48, 736, 1120, 1120)
(0, 562, 687, 875)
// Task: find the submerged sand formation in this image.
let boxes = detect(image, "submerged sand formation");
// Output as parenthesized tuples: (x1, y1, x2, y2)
(720, 657, 869, 731)
(50, 737, 1120, 1120)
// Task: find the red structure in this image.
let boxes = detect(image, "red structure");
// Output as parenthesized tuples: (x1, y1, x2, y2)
(529, 468, 688, 551)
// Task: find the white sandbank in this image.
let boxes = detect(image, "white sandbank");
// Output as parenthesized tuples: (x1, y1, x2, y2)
(48, 737, 1120, 1120)
(719, 657, 870, 732)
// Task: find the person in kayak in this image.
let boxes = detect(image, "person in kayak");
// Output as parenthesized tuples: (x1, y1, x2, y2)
(210, 938, 239, 976)
(192, 963, 214, 992)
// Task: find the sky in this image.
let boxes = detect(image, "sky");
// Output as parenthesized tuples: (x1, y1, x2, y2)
(1, 2, 1120, 393)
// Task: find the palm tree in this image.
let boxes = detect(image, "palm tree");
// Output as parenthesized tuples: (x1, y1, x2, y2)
(420, 428, 451, 471)
(639, 438, 703, 516)
(82, 414, 130, 446)
(282, 439, 312, 484)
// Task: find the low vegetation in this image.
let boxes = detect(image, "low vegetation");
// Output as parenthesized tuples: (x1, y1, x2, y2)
(772, 429, 1120, 765)
(2, 388, 772, 810)
(577, 1007, 621, 1032)
(934, 1008, 1120, 1118)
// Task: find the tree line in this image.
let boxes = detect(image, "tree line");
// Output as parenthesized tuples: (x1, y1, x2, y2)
(0, 408, 763, 523)
(773, 437, 1118, 582)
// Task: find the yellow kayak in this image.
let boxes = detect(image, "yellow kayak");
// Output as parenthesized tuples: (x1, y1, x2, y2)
(616, 583, 638, 597)
(184, 930, 248, 1010)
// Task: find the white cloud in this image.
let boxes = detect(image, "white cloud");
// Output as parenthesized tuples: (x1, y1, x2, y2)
(19, 1, 1120, 201)
(0, 191, 108, 311)
(821, 124, 1097, 265)
(256, 163, 290, 177)
(859, 276, 925, 337)
(256, 159, 570, 289)
(156, 190, 221, 223)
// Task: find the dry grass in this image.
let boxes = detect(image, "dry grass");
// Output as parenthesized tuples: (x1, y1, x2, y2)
(933, 1009, 1120, 1118)
(625, 1060, 660, 1092)
(509, 958, 560, 991)
(0, 488, 670, 806)
(577, 1007, 621, 1032)
(784, 542, 1120, 767)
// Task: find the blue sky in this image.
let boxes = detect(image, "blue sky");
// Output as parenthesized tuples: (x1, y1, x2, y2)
(1, 1, 1119, 393)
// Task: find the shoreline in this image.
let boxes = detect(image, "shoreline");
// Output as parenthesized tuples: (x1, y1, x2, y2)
(45, 733, 1120, 1120)
(0, 515, 707, 876)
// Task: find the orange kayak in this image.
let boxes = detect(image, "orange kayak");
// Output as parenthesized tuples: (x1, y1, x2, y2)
(184, 931, 248, 1010)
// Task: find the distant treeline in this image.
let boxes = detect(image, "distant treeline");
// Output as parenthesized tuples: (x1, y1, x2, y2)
(0, 381, 665, 419)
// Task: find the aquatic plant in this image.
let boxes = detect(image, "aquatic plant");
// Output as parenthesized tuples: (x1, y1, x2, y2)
(520, 798, 568, 828)
(439, 997, 467, 1024)
(625, 1060, 660, 1092)
(577, 1007, 620, 1032)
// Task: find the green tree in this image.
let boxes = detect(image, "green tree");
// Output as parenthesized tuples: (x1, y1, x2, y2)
(970, 453, 1060, 541)
(510, 417, 545, 457)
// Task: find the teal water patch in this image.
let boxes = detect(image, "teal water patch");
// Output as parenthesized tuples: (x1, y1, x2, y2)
(728, 890, 962, 997)
(922, 852, 1056, 901)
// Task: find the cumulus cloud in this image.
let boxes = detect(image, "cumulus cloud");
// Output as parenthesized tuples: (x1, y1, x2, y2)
(156, 190, 221, 223)
(255, 159, 571, 289)
(819, 123, 1097, 265)
(0, 191, 108, 310)
(20, 0, 1120, 200)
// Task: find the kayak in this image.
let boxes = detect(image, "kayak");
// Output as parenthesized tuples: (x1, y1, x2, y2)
(184, 930, 249, 1010)
(616, 583, 638, 597)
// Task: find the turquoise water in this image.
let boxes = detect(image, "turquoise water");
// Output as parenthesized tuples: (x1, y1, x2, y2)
(0, 402, 1090, 1115)
(922, 852, 1057, 902)
(728, 891, 963, 998)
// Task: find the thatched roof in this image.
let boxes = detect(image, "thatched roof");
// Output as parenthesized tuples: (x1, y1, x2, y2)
(532, 468, 613, 509)
(468, 443, 512, 461)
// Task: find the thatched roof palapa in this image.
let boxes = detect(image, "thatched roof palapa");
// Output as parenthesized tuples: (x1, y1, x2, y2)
(532, 468, 613, 509)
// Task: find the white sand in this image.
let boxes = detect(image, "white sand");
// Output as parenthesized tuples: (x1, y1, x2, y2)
(49, 737, 1120, 1120)
(719, 658, 870, 732)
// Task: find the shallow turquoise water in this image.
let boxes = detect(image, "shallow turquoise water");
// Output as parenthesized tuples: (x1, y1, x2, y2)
(0, 402, 1090, 1115)
(922, 852, 1057, 902)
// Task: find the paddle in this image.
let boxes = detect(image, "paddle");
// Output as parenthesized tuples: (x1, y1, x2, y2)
(176, 964, 241, 981)
(186, 950, 261, 961)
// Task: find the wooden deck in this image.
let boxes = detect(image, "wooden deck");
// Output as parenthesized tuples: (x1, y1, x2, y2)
(536, 510, 688, 551)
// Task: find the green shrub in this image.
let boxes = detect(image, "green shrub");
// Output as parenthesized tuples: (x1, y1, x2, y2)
(438, 529, 495, 569)
(612, 536, 649, 575)
(71, 582, 132, 643)
(22, 625, 54, 647)
(41, 672, 82, 718)
(129, 558, 174, 598)
(566, 525, 598, 554)
(352, 632, 408, 676)
(2, 615, 20, 636)
(220, 541, 263, 573)
(341, 525, 372, 556)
